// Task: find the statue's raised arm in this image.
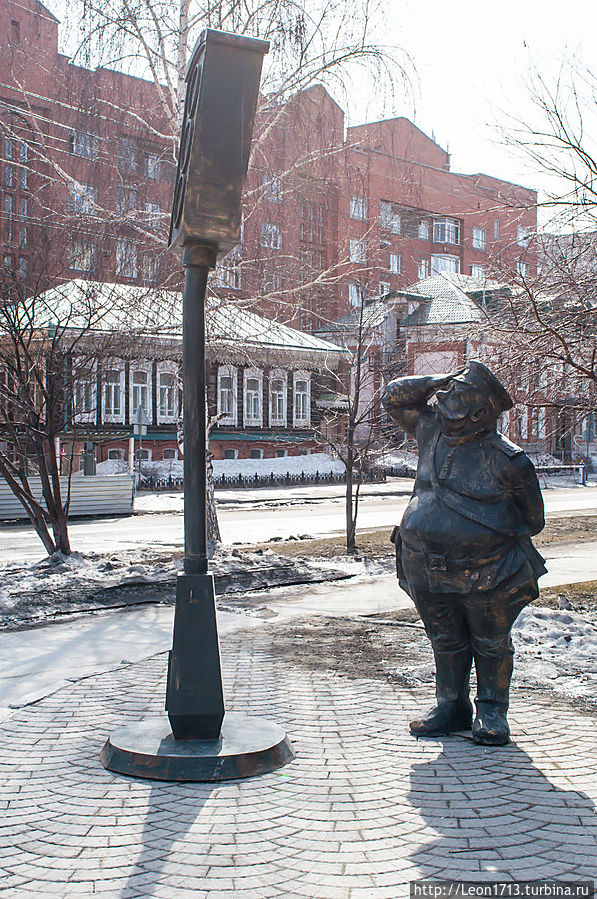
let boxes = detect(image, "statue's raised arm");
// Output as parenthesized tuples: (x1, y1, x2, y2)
(382, 372, 460, 435)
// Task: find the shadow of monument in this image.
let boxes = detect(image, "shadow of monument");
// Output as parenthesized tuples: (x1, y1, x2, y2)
(119, 778, 215, 898)
(407, 738, 597, 882)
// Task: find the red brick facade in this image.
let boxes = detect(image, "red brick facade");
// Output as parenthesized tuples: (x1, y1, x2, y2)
(1, 0, 537, 330)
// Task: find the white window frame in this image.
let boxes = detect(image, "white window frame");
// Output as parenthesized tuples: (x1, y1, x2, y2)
(418, 258, 430, 279)
(433, 217, 460, 245)
(350, 197, 367, 221)
(68, 183, 97, 216)
(431, 254, 460, 274)
(144, 201, 161, 229)
(472, 227, 486, 250)
(250, 448, 264, 459)
(163, 448, 178, 460)
(214, 250, 242, 290)
(70, 129, 97, 159)
(517, 260, 530, 278)
(269, 369, 287, 426)
(418, 220, 430, 240)
(116, 238, 137, 278)
(260, 222, 281, 249)
(471, 264, 486, 279)
(538, 407, 547, 439)
(349, 238, 366, 264)
(493, 219, 500, 241)
(157, 361, 179, 424)
(243, 367, 263, 427)
(73, 360, 96, 424)
(102, 362, 125, 424)
(70, 239, 94, 273)
(517, 225, 530, 248)
(349, 282, 365, 307)
(262, 172, 282, 202)
(217, 364, 238, 425)
(130, 362, 153, 424)
(223, 448, 238, 460)
(379, 281, 391, 296)
(293, 370, 311, 428)
(380, 201, 400, 234)
(389, 252, 402, 274)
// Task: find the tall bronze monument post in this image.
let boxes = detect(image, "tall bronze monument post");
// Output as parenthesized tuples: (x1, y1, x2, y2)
(101, 30, 295, 780)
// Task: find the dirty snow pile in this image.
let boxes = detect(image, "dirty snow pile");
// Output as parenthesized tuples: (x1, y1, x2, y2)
(0, 550, 180, 626)
(377, 450, 418, 477)
(511, 604, 597, 699)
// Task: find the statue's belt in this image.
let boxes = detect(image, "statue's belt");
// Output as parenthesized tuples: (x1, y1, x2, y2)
(401, 541, 515, 571)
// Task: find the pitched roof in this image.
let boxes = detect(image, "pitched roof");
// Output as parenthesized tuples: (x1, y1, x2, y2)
(34, 279, 348, 359)
(397, 272, 495, 325)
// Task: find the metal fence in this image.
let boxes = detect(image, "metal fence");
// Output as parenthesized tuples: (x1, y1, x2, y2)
(138, 469, 388, 492)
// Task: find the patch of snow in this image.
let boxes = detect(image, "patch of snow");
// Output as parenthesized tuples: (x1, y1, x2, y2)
(512, 605, 597, 699)
(212, 452, 344, 478)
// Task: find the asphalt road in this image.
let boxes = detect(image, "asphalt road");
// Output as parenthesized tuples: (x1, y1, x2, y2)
(1, 483, 597, 563)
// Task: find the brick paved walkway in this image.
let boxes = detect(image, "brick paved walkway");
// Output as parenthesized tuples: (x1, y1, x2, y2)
(0, 624, 596, 898)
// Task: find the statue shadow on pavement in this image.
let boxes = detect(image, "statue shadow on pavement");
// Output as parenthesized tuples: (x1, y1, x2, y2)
(119, 781, 215, 898)
(407, 738, 597, 882)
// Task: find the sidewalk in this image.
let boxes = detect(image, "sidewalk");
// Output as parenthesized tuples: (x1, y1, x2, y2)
(0, 606, 596, 897)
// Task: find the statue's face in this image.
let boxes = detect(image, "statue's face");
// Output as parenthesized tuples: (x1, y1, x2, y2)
(436, 375, 491, 435)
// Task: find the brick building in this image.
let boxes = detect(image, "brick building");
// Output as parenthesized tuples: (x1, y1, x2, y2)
(1, 0, 538, 331)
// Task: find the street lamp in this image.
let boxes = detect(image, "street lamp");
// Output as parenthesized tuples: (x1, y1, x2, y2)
(101, 29, 294, 781)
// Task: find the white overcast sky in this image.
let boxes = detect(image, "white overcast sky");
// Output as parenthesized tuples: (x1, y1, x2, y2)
(359, 0, 597, 198)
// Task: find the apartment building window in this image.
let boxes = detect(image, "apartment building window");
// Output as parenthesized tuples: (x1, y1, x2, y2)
(18, 198, 27, 219)
(118, 137, 138, 172)
(261, 222, 281, 249)
(117, 185, 138, 216)
(380, 200, 400, 234)
(70, 239, 94, 273)
(269, 370, 287, 426)
(350, 196, 367, 221)
(68, 183, 97, 215)
(418, 258, 430, 279)
(262, 172, 282, 202)
(379, 281, 391, 295)
(517, 260, 530, 277)
(144, 201, 161, 228)
(433, 217, 460, 244)
(472, 227, 486, 250)
(293, 371, 310, 427)
(103, 367, 124, 421)
(471, 264, 486, 279)
(214, 251, 242, 289)
(142, 254, 158, 284)
(19, 227, 26, 248)
(4, 166, 13, 189)
(418, 220, 430, 240)
(517, 225, 530, 248)
(349, 281, 365, 306)
(4, 196, 13, 240)
(431, 254, 460, 274)
(10, 20, 20, 44)
(116, 239, 137, 278)
(18, 256, 26, 278)
(349, 238, 366, 263)
(263, 268, 282, 292)
(244, 368, 263, 426)
(217, 365, 238, 424)
(19, 167, 27, 190)
(144, 152, 160, 179)
(70, 129, 97, 159)
(389, 252, 402, 274)
(493, 219, 500, 241)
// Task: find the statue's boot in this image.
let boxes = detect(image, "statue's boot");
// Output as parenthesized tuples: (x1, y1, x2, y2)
(410, 649, 473, 737)
(472, 651, 513, 746)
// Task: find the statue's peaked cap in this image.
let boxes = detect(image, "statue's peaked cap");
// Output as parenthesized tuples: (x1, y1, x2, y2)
(463, 360, 514, 413)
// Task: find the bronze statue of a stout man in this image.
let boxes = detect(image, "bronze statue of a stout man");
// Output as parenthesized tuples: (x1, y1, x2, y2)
(383, 362, 546, 745)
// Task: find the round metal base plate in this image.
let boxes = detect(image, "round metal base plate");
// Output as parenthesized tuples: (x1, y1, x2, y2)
(100, 713, 295, 782)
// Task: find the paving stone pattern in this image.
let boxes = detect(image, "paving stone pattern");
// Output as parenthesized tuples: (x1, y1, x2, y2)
(0, 626, 596, 898)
